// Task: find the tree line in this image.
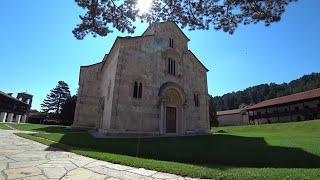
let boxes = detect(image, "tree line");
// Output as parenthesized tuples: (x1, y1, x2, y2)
(211, 73, 320, 111)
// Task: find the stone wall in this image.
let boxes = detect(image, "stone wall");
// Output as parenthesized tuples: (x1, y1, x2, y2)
(73, 62, 102, 129)
(100, 42, 121, 131)
(109, 36, 161, 133)
(183, 52, 210, 133)
(218, 114, 249, 126)
(106, 22, 210, 135)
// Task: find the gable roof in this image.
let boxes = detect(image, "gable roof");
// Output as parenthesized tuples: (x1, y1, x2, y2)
(100, 37, 121, 70)
(188, 50, 209, 72)
(247, 88, 320, 110)
(100, 35, 155, 70)
(81, 61, 103, 68)
(95, 22, 208, 72)
(143, 21, 190, 41)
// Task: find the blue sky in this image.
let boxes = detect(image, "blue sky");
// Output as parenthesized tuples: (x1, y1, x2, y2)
(1, 1, 320, 110)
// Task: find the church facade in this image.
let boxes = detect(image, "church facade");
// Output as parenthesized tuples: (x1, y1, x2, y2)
(72, 22, 210, 136)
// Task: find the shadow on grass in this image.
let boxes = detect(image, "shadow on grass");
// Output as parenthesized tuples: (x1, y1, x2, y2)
(37, 130, 320, 168)
(25, 126, 84, 133)
(216, 130, 228, 134)
(35, 127, 72, 133)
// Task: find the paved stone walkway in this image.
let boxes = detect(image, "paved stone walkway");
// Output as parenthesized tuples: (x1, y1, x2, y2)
(0, 130, 201, 180)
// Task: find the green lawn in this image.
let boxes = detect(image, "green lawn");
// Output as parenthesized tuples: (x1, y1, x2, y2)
(7, 123, 72, 133)
(16, 120, 320, 179)
(0, 123, 11, 130)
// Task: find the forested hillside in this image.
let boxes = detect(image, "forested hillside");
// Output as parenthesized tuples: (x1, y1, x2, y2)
(212, 73, 320, 111)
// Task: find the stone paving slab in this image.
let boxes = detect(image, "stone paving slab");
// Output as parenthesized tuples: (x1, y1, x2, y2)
(3, 167, 43, 179)
(62, 168, 107, 180)
(0, 130, 203, 180)
(127, 168, 157, 177)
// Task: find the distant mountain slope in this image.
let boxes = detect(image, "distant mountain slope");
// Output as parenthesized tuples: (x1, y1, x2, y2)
(213, 73, 320, 111)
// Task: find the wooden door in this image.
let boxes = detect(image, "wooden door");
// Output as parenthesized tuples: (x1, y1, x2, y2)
(166, 107, 176, 133)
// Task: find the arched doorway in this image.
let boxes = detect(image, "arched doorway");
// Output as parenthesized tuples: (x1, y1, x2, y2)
(158, 82, 186, 135)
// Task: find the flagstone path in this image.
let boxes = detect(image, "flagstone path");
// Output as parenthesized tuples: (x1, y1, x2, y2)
(0, 130, 201, 180)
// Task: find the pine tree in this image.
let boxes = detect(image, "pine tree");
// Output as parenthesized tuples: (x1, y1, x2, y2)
(61, 95, 77, 126)
(209, 95, 219, 127)
(41, 81, 71, 114)
(73, 0, 296, 39)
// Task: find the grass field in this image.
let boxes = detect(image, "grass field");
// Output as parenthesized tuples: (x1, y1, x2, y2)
(6, 123, 70, 132)
(12, 120, 320, 179)
(0, 123, 11, 130)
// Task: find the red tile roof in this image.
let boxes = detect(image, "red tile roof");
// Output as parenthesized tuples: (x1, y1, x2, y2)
(217, 109, 243, 116)
(247, 88, 320, 110)
(0, 91, 28, 105)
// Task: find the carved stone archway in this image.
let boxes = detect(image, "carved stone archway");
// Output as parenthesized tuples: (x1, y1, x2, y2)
(159, 82, 186, 135)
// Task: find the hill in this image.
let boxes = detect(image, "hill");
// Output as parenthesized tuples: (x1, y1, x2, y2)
(212, 72, 320, 111)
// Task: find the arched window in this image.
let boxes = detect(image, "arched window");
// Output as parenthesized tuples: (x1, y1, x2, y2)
(168, 58, 176, 75)
(100, 97, 105, 110)
(169, 38, 174, 48)
(133, 81, 143, 99)
(194, 93, 200, 107)
(138, 83, 143, 98)
(133, 82, 138, 98)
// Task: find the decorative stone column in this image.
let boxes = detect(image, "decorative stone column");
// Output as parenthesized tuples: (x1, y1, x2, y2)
(181, 106, 185, 135)
(7, 113, 14, 123)
(159, 102, 164, 135)
(21, 115, 27, 123)
(15, 115, 22, 123)
(0, 112, 8, 123)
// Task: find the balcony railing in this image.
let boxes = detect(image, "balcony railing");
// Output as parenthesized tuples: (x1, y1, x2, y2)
(249, 107, 320, 120)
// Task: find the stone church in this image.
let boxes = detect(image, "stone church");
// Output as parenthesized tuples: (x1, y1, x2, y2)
(72, 22, 210, 136)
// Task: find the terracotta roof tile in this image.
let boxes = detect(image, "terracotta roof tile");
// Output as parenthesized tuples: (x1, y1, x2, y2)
(217, 109, 243, 116)
(247, 88, 320, 110)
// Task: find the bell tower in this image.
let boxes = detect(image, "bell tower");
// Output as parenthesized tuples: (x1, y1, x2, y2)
(17, 92, 33, 110)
